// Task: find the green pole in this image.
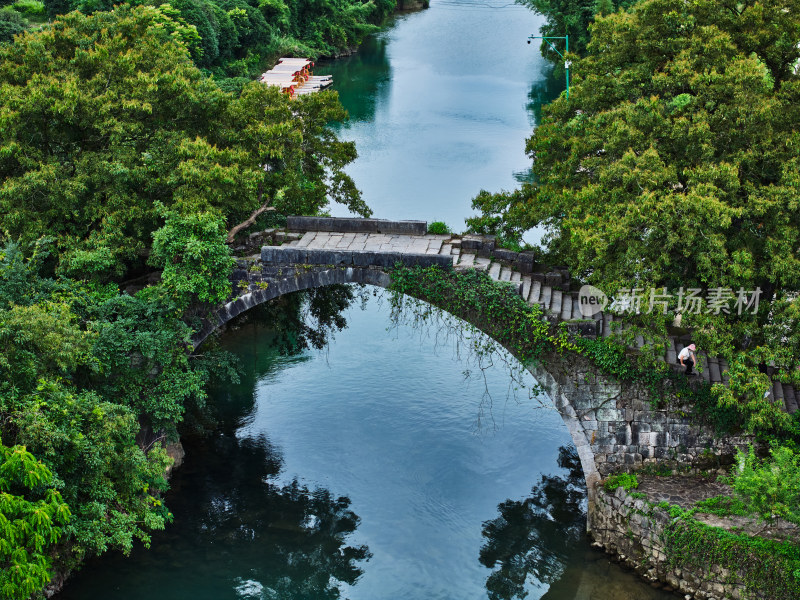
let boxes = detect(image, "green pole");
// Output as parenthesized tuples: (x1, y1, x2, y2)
(565, 34, 569, 99)
(528, 34, 570, 99)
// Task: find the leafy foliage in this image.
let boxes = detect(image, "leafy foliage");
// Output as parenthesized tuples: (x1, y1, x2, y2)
(0, 442, 71, 600)
(426, 221, 452, 235)
(0, 7, 26, 43)
(473, 0, 800, 435)
(603, 471, 638, 492)
(728, 445, 800, 526)
(0, 5, 367, 280)
(150, 209, 235, 308)
(517, 0, 636, 66)
(389, 266, 551, 365)
(662, 502, 800, 600)
(31, 0, 395, 84)
(0, 240, 235, 589)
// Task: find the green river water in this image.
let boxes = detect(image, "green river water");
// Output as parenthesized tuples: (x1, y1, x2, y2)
(58, 3, 679, 598)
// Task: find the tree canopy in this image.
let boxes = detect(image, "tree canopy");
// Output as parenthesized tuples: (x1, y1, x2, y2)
(33, 0, 394, 85)
(518, 0, 637, 65)
(0, 4, 368, 281)
(469, 0, 800, 434)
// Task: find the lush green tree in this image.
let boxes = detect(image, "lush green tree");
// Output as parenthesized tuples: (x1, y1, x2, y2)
(0, 242, 232, 589)
(471, 0, 800, 435)
(0, 442, 71, 600)
(10, 383, 172, 560)
(0, 7, 26, 42)
(150, 209, 235, 309)
(729, 445, 800, 526)
(0, 5, 366, 281)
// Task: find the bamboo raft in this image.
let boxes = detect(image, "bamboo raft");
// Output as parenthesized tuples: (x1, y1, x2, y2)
(259, 58, 333, 98)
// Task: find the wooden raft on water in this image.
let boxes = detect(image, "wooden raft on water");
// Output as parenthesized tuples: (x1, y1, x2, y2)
(259, 58, 333, 98)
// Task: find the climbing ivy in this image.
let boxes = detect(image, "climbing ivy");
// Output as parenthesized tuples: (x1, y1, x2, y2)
(388, 265, 745, 437)
(661, 505, 800, 600)
(388, 266, 550, 365)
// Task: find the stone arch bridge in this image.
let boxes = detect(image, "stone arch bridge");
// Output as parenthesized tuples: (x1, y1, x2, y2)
(192, 217, 797, 518)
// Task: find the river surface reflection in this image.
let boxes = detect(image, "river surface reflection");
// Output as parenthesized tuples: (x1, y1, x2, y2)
(316, 0, 562, 232)
(58, 291, 676, 599)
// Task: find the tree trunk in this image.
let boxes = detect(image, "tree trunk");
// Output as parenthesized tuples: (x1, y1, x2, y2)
(226, 191, 276, 244)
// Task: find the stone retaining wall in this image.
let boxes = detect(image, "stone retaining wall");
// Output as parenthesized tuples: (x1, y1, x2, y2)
(590, 485, 758, 600)
(526, 351, 750, 507)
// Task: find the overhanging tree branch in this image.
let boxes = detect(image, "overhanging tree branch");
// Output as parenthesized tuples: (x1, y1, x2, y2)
(226, 186, 276, 244)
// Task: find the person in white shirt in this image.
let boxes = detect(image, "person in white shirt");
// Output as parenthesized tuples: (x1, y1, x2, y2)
(678, 343, 696, 376)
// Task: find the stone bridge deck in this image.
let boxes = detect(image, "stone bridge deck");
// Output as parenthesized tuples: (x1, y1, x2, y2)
(269, 217, 797, 415)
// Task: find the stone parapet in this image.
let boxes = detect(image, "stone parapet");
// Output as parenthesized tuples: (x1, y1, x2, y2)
(286, 216, 427, 235)
(260, 246, 452, 269)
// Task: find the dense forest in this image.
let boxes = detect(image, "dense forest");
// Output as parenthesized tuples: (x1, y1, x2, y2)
(0, 2, 378, 596)
(1, 0, 403, 90)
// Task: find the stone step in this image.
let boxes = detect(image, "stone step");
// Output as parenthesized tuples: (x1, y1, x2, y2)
(521, 276, 531, 302)
(784, 385, 798, 414)
(550, 289, 563, 315)
(473, 257, 492, 271)
(540, 285, 552, 310)
(439, 243, 452, 255)
(572, 295, 582, 320)
(499, 266, 512, 282)
(488, 262, 502, 280)
(708, 356, 721, 383)
(296, 232, 316, 247)
(665, 338, 677, 364)
(602, 312, 613, 338)
(529, 280, 542, 304)
(560, 293, 573, 320)
(697, 351, 710, 382)
(719, 358, 730, 385)
(458, 253, 476, 267)
(634, 334, 645, 348)
(773, 380, 786, 412)
(510, 271, 522, 283)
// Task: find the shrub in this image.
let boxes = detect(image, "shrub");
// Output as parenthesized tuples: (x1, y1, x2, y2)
(603, 472, 639, 492)
(427, 221, 452, 235)
(11, 0, 44, 15)
(728, 444, 800, 526)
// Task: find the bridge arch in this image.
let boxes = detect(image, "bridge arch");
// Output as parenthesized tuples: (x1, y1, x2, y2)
(191, 218, 756, 527)
(192, 261, 712, 525)
(193, 264, 602, 504)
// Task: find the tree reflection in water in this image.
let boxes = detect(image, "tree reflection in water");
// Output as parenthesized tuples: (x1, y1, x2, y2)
(172, 433, 371, 600)
(479, 446, 586, 599)
(58, 286, 370, 600)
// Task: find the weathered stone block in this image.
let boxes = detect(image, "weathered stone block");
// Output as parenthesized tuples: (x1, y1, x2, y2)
(545, 271, 563, 286)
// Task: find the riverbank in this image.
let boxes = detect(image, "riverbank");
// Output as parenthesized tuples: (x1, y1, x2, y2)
(591, 476, 800, 599)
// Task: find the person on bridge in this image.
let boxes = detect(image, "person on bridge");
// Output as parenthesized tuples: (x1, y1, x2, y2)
(678, 344, 697, 376)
